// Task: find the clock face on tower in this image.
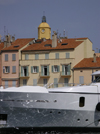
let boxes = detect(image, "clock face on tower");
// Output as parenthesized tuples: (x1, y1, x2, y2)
(41, 29, 45, 33)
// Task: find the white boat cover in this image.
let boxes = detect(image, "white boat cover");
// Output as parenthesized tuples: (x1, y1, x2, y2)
(91, 71, 100, 76)
(0, 86, 48, 93)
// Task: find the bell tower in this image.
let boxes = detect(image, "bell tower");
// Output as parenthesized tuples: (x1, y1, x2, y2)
(38, 16, 51, 39)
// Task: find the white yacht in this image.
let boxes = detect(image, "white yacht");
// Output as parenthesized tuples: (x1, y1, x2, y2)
(0, 71, 100, 131)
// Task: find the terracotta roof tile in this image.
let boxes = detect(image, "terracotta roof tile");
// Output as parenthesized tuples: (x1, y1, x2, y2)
(74, 57, 100, 68)
(0, 42, 4, 52)
(22, 38, 83, 51)
(2, 38, 34, 51)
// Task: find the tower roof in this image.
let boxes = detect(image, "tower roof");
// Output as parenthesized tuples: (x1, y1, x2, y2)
(38, 22, 50, 28)
(42, 16, 46, 22)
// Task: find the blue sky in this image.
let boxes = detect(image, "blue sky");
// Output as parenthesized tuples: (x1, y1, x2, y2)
(0, 0, 100, 52)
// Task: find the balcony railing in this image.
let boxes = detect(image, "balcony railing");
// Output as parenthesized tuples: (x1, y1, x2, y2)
(20, 72, 29, 78)
(60, 71, 71, 76)
(39, 72, 50, 77)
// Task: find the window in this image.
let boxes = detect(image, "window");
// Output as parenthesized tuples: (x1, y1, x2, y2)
(45, 54, 49, 59)
(12, 81, 16, 87)
(21, 66, 29, 77)
(79, 76, 84, 84)
(41, 65, 49, 76)
(79, 97, 85, 107)
(3, 66, 10, 73)
(12, 54, 16, 61)
(43, 79, 47, 85)
(12, 66, 16, 73)
(5, 54, 8, 61)
(55, 53, 59, 59)
(5, 81, 8, 89)
(54, 78, 58, 88)
(33, 79, 37, 86)
(35, 54, 39, 60)
(62, 64, 70, 75)
(52, 65, 60, 72)
(25, 54, 29, 60)
(64, 78, 68, 86)
(23, 79, 27, 86)
(31, 66, 39, 73)
(66, 53, 70, 58)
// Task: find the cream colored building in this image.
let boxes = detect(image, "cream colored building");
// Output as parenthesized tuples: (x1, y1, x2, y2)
(19, 32, 94, 87)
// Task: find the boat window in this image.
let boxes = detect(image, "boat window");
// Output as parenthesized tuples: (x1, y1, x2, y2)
(79, 97, 85, 107)
(93, 76, 100, 83)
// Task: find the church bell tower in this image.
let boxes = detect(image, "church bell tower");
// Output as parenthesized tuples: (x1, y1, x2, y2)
(38, 16, 51, 39)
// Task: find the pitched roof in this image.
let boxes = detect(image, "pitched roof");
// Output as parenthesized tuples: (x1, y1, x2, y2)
(22, 38, 84, 51)
(0, 42, 4, 52)
(2, 38, 34, 51)
(74, 57, 100, 69)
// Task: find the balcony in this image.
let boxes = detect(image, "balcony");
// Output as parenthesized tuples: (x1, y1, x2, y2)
(20, 72, 29, 79)
(60, 71, 71, 77)
(39, 72, 50, 78)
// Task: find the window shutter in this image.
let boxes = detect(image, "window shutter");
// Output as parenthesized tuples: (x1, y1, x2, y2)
(43, 79, 47, 85)
(3, 66, 5, 73)
(54, 78, 58, 88)
(23, 79, 27, 86)
(66, 53, 70, 58)
(62, 65, 64, 75)
(64, 78, 68, 86)
(25, 54, 29, 60)
(57, 66, 60, 72)
(31, 66, 33, 73)
(33, 79, 37, 86)
(12, 66, 16, 73)
(79, 76, 84, 84)
(21, 66, 23, 76)
(26, 66, 28, 76)
(8, 66, 10, 73)
(52, 66, 54, 72)
(12, 81, 16, 87)
(41, 66, 43, 76)
(37, 66, 39, 73)
(55, 53, 59, 59)
(47, 65, 49, 76)
(12, 54, 16, 61)
(68, 64, 71, 75)
(5, 54, 8, 61)
(45, 54, 49, 59)
(5, 81, 8, 89)
(35, 54, 39, 60)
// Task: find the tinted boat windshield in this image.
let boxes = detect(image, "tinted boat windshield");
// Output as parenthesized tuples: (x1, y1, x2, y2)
(93, 76, 100, 83)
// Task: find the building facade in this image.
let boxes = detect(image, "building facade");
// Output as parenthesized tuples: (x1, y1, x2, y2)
(1, 38, 34, 88)
(73, 55, 100, 85)
(19, 32, 94, 87)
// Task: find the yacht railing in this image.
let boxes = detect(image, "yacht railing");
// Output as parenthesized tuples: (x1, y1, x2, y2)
(0, 83, 89, 89)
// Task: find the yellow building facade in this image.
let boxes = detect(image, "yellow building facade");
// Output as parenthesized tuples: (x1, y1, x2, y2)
(38, 16, 51, 39)
(19, 33, 94, 87)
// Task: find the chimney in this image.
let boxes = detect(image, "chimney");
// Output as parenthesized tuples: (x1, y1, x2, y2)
(93, 53, 96, 62)
(5, 35, 8, 42)
(52, 31, 57, 48)
(4, 41, 7, 47)
(12, 36, 15, 42)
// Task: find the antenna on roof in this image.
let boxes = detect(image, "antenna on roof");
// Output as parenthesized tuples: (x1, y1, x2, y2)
(57, 29, 58, 38)
(63, 29, 65, 37)
(66, 31, 68, 38)
(4, 26, 6, 36)
(96, 48, 98, 53)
